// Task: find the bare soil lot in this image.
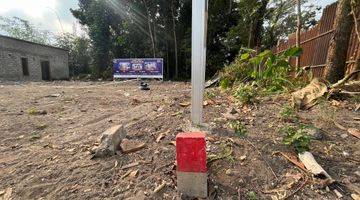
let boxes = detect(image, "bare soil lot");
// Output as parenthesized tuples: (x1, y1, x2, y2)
(0, 81, 359, 199)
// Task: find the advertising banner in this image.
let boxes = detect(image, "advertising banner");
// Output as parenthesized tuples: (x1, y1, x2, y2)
(113, 58, 163, 79)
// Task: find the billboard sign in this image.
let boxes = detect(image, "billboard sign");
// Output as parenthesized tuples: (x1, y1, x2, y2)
(113, 58, 163, 79)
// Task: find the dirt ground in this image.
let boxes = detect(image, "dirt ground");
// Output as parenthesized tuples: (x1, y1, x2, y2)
(0, 81, 359, 200)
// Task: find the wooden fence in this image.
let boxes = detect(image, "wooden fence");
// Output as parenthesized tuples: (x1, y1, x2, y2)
(275, 2, 359, 79)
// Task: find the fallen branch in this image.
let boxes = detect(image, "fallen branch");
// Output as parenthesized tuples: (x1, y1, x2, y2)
(330, 70, 360, 89)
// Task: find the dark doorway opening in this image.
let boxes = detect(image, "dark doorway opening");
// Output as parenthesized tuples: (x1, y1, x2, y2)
(41, 61, 50, 81)
(21, 58, 29, 76)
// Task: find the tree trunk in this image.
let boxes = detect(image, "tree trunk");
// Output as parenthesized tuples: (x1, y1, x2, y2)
(171, 0, 179, 79)
(143, 0, 156, 58)
(351, 0, 360, 80)
(295, 0, 302, 70)
(248, 0, 269, 49)
(166, 41, 170, 79)
(324, 0, 353, 83)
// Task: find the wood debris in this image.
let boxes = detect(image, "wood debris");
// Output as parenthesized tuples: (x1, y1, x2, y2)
(121, 139, 146, 154)
(121, 162, 141, 170)
(348, 128, 360, 139)
(333, 121, 347, 131)
(153, 181, 167, 194)
(156, 130, 169, 143)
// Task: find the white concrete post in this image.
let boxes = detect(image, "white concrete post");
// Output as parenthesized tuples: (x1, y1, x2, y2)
(191, 0, 208, 125)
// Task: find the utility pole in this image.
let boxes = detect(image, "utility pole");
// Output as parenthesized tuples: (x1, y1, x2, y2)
(191, 0, 208, 125)
(296, 0, 301, 70)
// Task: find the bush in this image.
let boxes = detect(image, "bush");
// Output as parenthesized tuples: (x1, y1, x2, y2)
(220, 47, 302, 93)
(234, 83, 258, 104)
(280, 125, 310, 153)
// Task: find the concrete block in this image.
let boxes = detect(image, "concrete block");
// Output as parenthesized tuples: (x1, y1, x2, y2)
(93, 125, 127, 158)
(176, 132, 207, 198)
(177, 171, 207, 198)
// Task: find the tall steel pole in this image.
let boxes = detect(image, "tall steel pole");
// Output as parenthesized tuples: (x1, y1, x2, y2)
(191, 0, 208, 125)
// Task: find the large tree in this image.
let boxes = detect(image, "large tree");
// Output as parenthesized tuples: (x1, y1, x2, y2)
(324, 0, 353, 83)
(71, 0, 113, 77)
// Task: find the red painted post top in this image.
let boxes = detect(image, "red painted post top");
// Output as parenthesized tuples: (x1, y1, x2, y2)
(176, 132, 207, 173)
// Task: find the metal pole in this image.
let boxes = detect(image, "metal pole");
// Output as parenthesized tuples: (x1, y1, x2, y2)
(191, 0, 208, 125)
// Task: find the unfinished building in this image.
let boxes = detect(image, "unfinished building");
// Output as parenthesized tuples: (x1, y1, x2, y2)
(0, 35, 69, 81)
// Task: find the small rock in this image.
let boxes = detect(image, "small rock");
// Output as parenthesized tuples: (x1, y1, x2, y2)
(225, 169, 232, 175)
(92, 125, 127, 158)
(333, 189, 343, 199)
(340, 134, 348, 139)
(354, 171, 360, 177)
(240, 155, 247, 161)
(326, 186, 330, 192)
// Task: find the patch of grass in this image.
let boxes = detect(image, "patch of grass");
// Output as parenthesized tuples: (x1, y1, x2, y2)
(35, 124, 48, 130)
(233, 84, 257, 105)
(220, 78, 231, 90)
(207, 143, 234, 164)
(246, 191, 257, 200)
(27, 107, 46, 115)
(28, 107, 39, 115)
(29, 133, 41, 141)
(280, 125, 310, 153)
(227, 120, 247, 137)
(205, 90, 216, 99)
(279, 104, 298, 122)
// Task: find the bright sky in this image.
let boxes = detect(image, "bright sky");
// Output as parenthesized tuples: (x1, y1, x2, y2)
(0, 0, 79, 34)
(0, 0, 338, 35)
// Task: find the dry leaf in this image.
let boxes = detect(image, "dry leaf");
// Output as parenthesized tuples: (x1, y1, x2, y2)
(169, 141, 176, 146)
(348, 128, 360, 139)
(277, 152, 306, 171)
(129, 169, 139, 178)
(179, 102, 190, 107)
(203, 99, 215, 106)
(156, 131, 169, 143)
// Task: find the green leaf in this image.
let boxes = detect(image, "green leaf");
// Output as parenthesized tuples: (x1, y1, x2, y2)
(240, 53, 250, 60)
(283, 47, 303, 57)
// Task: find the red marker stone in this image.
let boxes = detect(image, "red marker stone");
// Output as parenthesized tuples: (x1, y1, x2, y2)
(176, 132, 207, 198)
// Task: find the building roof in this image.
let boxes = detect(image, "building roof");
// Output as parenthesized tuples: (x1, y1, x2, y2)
(0, 34, 69, 52)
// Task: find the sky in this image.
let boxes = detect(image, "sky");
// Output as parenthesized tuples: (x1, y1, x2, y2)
(0, 0, 338, 35)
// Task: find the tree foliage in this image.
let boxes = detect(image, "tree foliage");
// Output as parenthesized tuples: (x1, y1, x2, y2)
(0, 16, 52, 45)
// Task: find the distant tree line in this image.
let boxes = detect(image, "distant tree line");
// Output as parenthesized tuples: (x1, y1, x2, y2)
(70, 0, 319, 79)
(0, 0, 319, 80)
